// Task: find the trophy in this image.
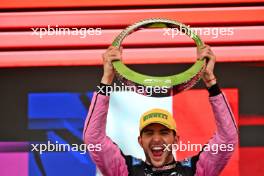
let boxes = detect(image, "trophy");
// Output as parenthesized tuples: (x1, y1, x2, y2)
(112, 18, 206, 96)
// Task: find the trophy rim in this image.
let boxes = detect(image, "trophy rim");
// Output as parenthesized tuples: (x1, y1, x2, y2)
(111, 18, 206, 95)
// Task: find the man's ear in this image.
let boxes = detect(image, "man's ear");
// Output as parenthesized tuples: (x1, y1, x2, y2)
(138, 136, 143, 148)
(174, 135, 179, 144)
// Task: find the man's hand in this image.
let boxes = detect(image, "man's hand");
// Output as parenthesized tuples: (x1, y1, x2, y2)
(101, 46, 122, 85)
(197, 45, 217, 88)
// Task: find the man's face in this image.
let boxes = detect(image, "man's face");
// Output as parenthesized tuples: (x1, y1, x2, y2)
(138, 123, 178, 168)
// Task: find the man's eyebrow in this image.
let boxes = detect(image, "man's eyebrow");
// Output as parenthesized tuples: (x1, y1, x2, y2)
(160, 128, 170, 132)
(143, 129, 153, 133)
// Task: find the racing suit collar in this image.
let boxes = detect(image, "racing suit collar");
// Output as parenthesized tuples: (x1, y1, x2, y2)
(145, 160, 177, 172)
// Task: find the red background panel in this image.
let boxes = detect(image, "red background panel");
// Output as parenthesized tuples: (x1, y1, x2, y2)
(1, 26, 264, 49)
(172, 89, 239, 175)
(1, 7, 264, 29)
(239, 116, 264, 126)
(240, 147, 264, 176)
(1, 46, 264, 67)
(1, 0, 264, 9)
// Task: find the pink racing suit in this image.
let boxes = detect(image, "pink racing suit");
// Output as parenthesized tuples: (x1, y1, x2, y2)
(83, 87, 238, 176)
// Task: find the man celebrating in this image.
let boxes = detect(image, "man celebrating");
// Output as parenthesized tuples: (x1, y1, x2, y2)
(83, 45, 238, 176)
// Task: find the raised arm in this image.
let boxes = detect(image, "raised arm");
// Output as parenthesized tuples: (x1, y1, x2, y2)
(194, 45, 238, 175)
(195, 85, 238, 175)
(83, 46, 128, 176)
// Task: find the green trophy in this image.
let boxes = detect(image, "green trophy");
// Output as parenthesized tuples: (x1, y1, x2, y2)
(112, 18, 206, 96)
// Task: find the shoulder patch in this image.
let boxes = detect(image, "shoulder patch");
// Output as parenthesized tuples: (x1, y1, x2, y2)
(180, 158, 192, 167)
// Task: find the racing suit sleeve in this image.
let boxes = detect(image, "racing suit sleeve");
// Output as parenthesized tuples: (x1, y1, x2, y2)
(195, 84, 239, 176)
(83, 90, 128, 176)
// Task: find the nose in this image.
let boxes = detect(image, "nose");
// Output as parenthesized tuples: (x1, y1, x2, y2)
(152, 133, 162, 143)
